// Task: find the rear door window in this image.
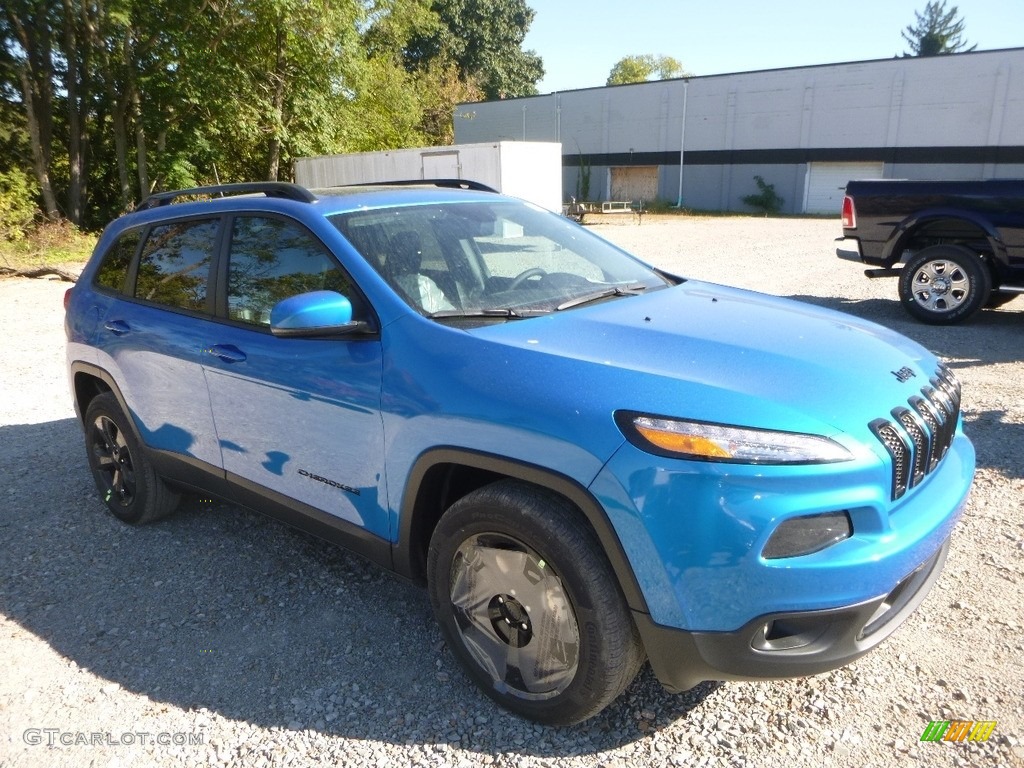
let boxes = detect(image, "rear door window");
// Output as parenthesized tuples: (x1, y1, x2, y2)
(134, 219, 218, 311)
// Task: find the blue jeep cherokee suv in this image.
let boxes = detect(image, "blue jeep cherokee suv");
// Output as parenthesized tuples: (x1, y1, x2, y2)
(65, 182, 975, 725)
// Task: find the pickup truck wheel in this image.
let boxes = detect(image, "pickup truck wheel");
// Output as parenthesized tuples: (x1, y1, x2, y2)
(898, 244, 991, 324)
(427, 480, 644, 725)
(84, 392, 180, 525)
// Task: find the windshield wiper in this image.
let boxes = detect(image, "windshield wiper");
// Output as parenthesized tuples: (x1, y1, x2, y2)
(555, 283, 647, 312)
(429, 308, 546, 320)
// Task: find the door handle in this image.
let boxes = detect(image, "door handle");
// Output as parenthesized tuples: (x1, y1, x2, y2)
(103, 320, 130, 335)
(205, 344, 247, 363)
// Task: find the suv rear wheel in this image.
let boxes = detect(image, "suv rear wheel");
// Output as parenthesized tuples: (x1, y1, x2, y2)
(427, 480, 644, 725)
(84, 392, 180, 524)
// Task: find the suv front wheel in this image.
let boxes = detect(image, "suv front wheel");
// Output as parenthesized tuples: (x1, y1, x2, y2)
(427, 480, 644, 725)
(84, 392, 180, 525)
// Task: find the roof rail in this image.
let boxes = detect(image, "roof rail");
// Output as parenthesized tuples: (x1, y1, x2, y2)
(339, 179, 499, 194)
(136, 182, 316, 211)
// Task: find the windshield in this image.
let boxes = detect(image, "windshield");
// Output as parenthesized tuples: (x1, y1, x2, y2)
(329, 200, 669, 322)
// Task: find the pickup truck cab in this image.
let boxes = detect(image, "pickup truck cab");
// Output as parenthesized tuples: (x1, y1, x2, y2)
(839, 179, 1024, 323)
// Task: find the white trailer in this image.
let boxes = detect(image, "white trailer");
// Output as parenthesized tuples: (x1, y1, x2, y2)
(293, 141, 562, 213)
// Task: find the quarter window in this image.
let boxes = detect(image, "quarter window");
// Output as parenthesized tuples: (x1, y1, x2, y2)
(94, 228, 140, 294)
(134, 219, 217, 311)
(227, 217, 357, 326)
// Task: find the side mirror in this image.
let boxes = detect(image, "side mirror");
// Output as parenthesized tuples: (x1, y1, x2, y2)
(269, 290, 368, 338)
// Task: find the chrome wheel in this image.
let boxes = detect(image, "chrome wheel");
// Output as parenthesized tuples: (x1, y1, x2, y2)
(449, 533, 579, 700)
(909, 259, 970, 313)
(90, 414, 137, 508)
(898, 245, 991, 325)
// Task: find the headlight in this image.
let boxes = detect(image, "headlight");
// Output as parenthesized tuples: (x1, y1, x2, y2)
(615, 412, 853, 464)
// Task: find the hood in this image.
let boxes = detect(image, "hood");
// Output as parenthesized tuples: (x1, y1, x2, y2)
(469, 281, 939, 438)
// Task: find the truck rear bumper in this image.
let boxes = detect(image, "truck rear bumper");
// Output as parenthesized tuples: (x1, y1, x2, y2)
(636, 538, 948, 692)
(837, 235, 893, 267)
(835, 237, 863, 263)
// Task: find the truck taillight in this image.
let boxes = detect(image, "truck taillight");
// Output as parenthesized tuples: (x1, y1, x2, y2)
(841, 195, 856, 229)
(64, 287, 73, 311)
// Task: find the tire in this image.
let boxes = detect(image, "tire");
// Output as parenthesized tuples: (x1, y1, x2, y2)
(898, 244, 991, 324)
(83, 392, 180, 525)
(427, 480, 644, 725)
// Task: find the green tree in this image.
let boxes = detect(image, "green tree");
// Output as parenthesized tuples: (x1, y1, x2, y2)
(607, 54, 688, 86)
(363, 0, 442, 59)
(204, 0, 366, 181)
(412, 61, 483, 145)
(362, 0, 482, 144)
(404, 0, 544, 99)
(902, 1, 975, 56)
(1, 1, 60, 218)
(0, 0, 458, 226)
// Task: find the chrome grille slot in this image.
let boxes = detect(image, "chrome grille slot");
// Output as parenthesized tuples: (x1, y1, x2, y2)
(926, 382, 955, 420)
(871, 419, 910, 500)
(894, 408, 929, 488)
(922, 385, 955, 463)
(910, 396, 943, 471)
(871, 365, 962, 500)
(936, 365, 961, 412)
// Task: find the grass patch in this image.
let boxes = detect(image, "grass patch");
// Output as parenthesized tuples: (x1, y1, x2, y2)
(0, 220, 97, 271)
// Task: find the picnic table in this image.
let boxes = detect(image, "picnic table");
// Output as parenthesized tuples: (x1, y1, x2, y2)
(564, 199, 645, 224)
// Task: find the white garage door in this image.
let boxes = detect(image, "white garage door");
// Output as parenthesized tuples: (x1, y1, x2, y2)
(804, 162, 884, 214)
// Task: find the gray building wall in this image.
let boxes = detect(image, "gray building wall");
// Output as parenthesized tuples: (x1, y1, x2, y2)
(454, 48, 1024, 214)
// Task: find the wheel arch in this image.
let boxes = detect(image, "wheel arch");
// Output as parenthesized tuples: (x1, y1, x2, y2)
(884, 211, 1005, 271)
(392, 447, 650, 615)
(70, 363, 136, 437)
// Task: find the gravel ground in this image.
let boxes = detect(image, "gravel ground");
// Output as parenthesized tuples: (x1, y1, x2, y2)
(1, 216, 1022, 768)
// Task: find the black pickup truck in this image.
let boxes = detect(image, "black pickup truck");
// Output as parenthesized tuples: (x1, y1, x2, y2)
(838, 179, 1024, 323)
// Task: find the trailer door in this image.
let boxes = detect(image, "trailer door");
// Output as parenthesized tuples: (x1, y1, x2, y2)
(422, 150, 461, 179)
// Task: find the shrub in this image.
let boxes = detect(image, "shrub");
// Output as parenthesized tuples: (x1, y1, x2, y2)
(573, 141, 592, 202)
(0, 169, 39, 241)
(742, 175, 784, 215)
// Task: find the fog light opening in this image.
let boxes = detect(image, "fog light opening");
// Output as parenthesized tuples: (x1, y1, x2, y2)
(753, 616, 829, 651)
(762, 511, 853, 560)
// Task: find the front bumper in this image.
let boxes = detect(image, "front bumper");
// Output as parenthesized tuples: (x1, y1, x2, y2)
(637, 538, 949, 691)
(590, 428, 972, 631)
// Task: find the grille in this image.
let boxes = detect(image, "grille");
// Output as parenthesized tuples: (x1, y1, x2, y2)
(871, 364, 962, 501)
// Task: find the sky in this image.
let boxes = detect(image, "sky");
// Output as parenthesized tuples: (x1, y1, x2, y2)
(522, 0, 1023, 94)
